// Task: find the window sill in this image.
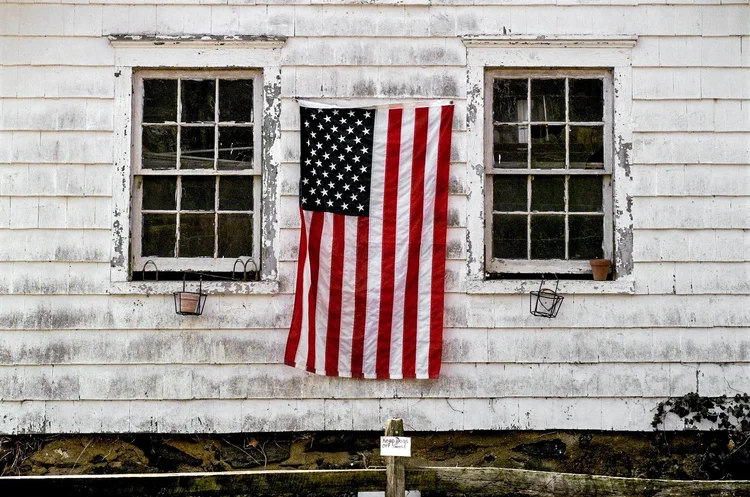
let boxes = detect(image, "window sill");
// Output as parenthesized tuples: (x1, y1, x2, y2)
(108, 279, 280, 296)
(465, 277, 634, 295)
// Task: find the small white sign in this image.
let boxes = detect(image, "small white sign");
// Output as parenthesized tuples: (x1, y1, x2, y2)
(380, 436, 411, 457)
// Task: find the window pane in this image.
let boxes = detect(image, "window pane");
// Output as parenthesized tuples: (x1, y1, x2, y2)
(218, 127, 254, 170)
(219, 176, 254, 211)
(142, 126, 177, 170)
(218, 214, 253, 258)
(143, 79, 177, 123)
(531, 176, 565, 212)
(493, 125, 528, 168)
(142, 214, 176, 257)
(530, 125, 565, 169)
(530, 215, 565, 259)
(493, 214, 527, 259)
(181, 177, 215, 211)
(219, 80, 254, 123)
(569, 126, 603, 169)
(493, 79, 527, 123)
(569, 215, 604, 260)
(180, 127, 214, 170)
(493, 175, 526, 212)
(142, 177, 177, 210)
(181, 79, 215, 123)
(569, 176, 603, 212)
(180, 214, 215, 257)
(531, 79, 565, 122)
(570, 79, 603, 122)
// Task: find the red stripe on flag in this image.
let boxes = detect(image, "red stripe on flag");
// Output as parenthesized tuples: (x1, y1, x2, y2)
(402, 107, 429, 379)
(285, 207, 308, 366)
(429, 105, 454, 379)
(324, 214, 346, 375)
(376, 108, 403, 379)
(350, 215, 369, 378)
(306, 211, 325, 373)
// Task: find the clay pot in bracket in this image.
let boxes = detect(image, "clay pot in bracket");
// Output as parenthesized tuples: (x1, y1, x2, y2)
(590, 259, 612, 281)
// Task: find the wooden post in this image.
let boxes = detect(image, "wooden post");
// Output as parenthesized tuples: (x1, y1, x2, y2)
(385, 418, 406, 497)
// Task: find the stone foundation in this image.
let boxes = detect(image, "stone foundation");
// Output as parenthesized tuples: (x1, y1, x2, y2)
(1, 431, 740, 480)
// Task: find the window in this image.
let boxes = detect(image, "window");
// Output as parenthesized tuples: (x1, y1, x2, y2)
(485, 70, 613, 277)
(131, 70, 262, 279)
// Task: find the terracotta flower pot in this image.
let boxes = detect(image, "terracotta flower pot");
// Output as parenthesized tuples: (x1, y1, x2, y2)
(178, 292, 201, 314)
(590, 259, 611, 281)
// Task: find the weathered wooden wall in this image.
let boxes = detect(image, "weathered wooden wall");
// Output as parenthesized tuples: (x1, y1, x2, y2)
(0, 0, 748, 433)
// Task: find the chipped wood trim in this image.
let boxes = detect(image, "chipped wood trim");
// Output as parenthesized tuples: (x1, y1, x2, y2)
(108, 41, 283, 290)
(465, 277, 635, 295)
(108, 280, 280, 296)
(462, 35, 638, 49)
(108, 34, 286, 49)
(464, 39, 636, 289)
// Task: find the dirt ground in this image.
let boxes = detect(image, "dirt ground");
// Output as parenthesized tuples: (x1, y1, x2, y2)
(0, 430, 733, 479)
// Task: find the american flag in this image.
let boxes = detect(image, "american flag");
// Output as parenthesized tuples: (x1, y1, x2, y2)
(284, 101, 454, 379)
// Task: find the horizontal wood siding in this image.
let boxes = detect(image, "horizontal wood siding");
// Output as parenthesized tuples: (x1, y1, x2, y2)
(0, 0, 748, 433)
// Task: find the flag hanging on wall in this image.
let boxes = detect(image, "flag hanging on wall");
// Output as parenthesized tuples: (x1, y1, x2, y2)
(284, 100, 454, 380)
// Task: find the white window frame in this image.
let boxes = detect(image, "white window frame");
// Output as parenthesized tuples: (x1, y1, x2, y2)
(485, 69, 614, 275)
(131, 69, 262, 273)
(463, 36, 637, 294)
(108, 36, 284, 294)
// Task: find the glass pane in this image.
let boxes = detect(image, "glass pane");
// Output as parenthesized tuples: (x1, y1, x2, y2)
(493, 175, 526, 212)
(218, 127, 254, 170)
(142, 214, 176, 257)
(569, 215, 604, 260)
(143, 79, 177, 123)
(142, 126, 177, 169)
(218, 214, 253, 258)
(531, 79, 565, 122)
(493, 79, 527, 123)
(219, 80, 254, 123)
(531, 215, 565, 259)
(531, 176, 565, 212)
(181, 176, 215, 211)
(181, 79, 215, 123)
(493, 125, 528, 168)
(569, 176, 603, 212)
(181, 127, 215, 169)
(180, 214, 214, 257)
(142, 177, 176, 211)
(492, 214, 527, 259)
(219, 176, 254, 211)
(530, 125, 565, 169)
(569, 126, 604, 169)
(570, 79, 604, 122)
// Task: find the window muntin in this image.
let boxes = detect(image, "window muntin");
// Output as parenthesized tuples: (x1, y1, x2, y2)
(485, 70, 613, 276)
(132, 70, 262, 275)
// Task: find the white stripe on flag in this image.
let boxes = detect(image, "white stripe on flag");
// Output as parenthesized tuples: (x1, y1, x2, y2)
(314, 211, 335, 374)
(415, 106, 442, 378)
(362, 108, 389, 378)
(295, 209, 314, 369)
(337, 215, 359, 376)
(389, 108, 415, 379)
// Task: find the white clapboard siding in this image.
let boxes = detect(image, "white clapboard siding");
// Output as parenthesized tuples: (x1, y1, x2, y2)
(0, 66, 115, 99)
(0, 99, 114, 132)
(1, 328, 748, 366)
(0, 164, 111, 197)
(634, 262, 750, 295)
(1, 361, 747, 402)
(1, 1, 750, 433)
(634, 229, 750, 263)
(632, 36, 749, 68)
(632, 100, 750, 133)
(631, 165, 750, 197)
(0, 396, 730, 434)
